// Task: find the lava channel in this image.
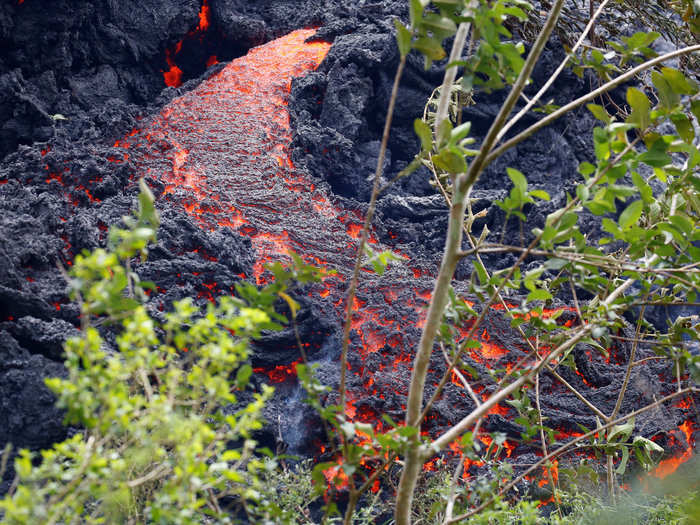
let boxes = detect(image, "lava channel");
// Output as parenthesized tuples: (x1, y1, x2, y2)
(108, 27, 697, 487)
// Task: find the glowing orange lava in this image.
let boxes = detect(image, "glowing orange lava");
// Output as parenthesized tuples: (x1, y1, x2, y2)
(653, 419, 696, 478)
(163, 48, 183, 87)
(161, 0, 213, 87)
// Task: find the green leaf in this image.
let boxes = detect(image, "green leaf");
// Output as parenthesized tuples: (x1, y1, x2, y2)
(138, 178, 159, 228)
(363, 246, 403, 276)
(578, 162, 596, 177)
(409, 0, 425, 27)
(413, 36, 446, 61)
(529, 189, 550, 201)
(691, 100, 700, 122)
(558, 212, 578, 231)
(619, 200, 643, 230)
(474, 260, 488, 285)
(671, 113, 694, 143)
(433, 149, 467, 174)
(608, 419, 634, 442)
(625, 31, 660, 51)
(414, 118, 433, 151)
(527, 289, 553, 302)
(639, 138, 672, 167)
(235, 364, 253, 389)
(544, 258, 568, 270)
(506, 167, 527, 193)
(587, 103, 612, 124)
(394, 20, 412, 57)
(433, 0, 460, 8)
(661, 67, 698, 95)
(576, 184, 590, 201)
(651, 71, 680, 109)
(420, 13, 457, 35)
(602, 217, 622, 239)
(450, 121, 472, 144)
(633, 435, 664, 454)
(631, 172, 653, 204)
(593, 127, 610, 161)
(626, 87, 650, 130)
(615, 446, 630, 475)
(501, 6, 529, 21)
(669, 213, 694, 234)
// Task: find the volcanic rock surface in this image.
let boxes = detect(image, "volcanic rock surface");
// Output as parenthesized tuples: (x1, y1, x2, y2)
(1, 0, 697, 496)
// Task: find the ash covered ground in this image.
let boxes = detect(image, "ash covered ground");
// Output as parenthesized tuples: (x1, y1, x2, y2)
(1, 0, 697, 495)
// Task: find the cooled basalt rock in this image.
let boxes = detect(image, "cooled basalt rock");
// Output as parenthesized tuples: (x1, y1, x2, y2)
(0, 330, 69, 495)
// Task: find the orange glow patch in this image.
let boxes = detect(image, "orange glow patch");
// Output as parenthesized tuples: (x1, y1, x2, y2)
(346, 223, 362, 238)
(163, 49, 183, 87)
(253, 359, 301, 384)
(653, 419, 696, 479)
(196, 0, 211, 32)
(538, 460, 559, 487)
(161, 0, 213, 86)
(478, 330, 508, 359)
(675, 397, 693, 410)
(323, 460, 349, 490)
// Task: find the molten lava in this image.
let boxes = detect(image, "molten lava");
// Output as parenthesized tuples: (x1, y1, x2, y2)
(652, 419, 696, 479)
(101, 20, 699, 496)
(161, 0, 213, 87)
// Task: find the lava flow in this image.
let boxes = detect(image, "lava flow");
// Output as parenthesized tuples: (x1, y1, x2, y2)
(115, 26, 514, 457)
(108, 26, 697, 490)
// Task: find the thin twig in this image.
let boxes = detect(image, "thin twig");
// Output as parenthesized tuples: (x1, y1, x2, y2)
(340, 55, 407, 413)
(610, 294, 649, 419)
(486, 44, 700, 165)
(535, 373, 562, 516)
(496, 0, 612, 141)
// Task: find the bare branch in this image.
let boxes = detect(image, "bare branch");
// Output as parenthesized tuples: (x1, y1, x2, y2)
(486, 44, 700, 165)
(496, 0, 612, 142)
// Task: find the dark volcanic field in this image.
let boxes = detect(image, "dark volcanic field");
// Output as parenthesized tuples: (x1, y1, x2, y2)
(1, 0, 697, 497)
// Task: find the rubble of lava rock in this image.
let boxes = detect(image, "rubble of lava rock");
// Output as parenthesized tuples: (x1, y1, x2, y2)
(1, 0, 697, 496)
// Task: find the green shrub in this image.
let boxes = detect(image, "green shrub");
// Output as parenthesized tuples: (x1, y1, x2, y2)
(0, 181, 323, 524)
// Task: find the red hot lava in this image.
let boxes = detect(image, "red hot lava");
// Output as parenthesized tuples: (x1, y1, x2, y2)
(162, 0, 215, 87)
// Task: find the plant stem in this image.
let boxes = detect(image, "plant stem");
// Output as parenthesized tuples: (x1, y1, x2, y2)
(395, 192, 466, 524)
(610, 297, 649, 420)
(433, 3, 475, 139)
(606, 453, 616, 503)
(343, 490, 359, 525)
